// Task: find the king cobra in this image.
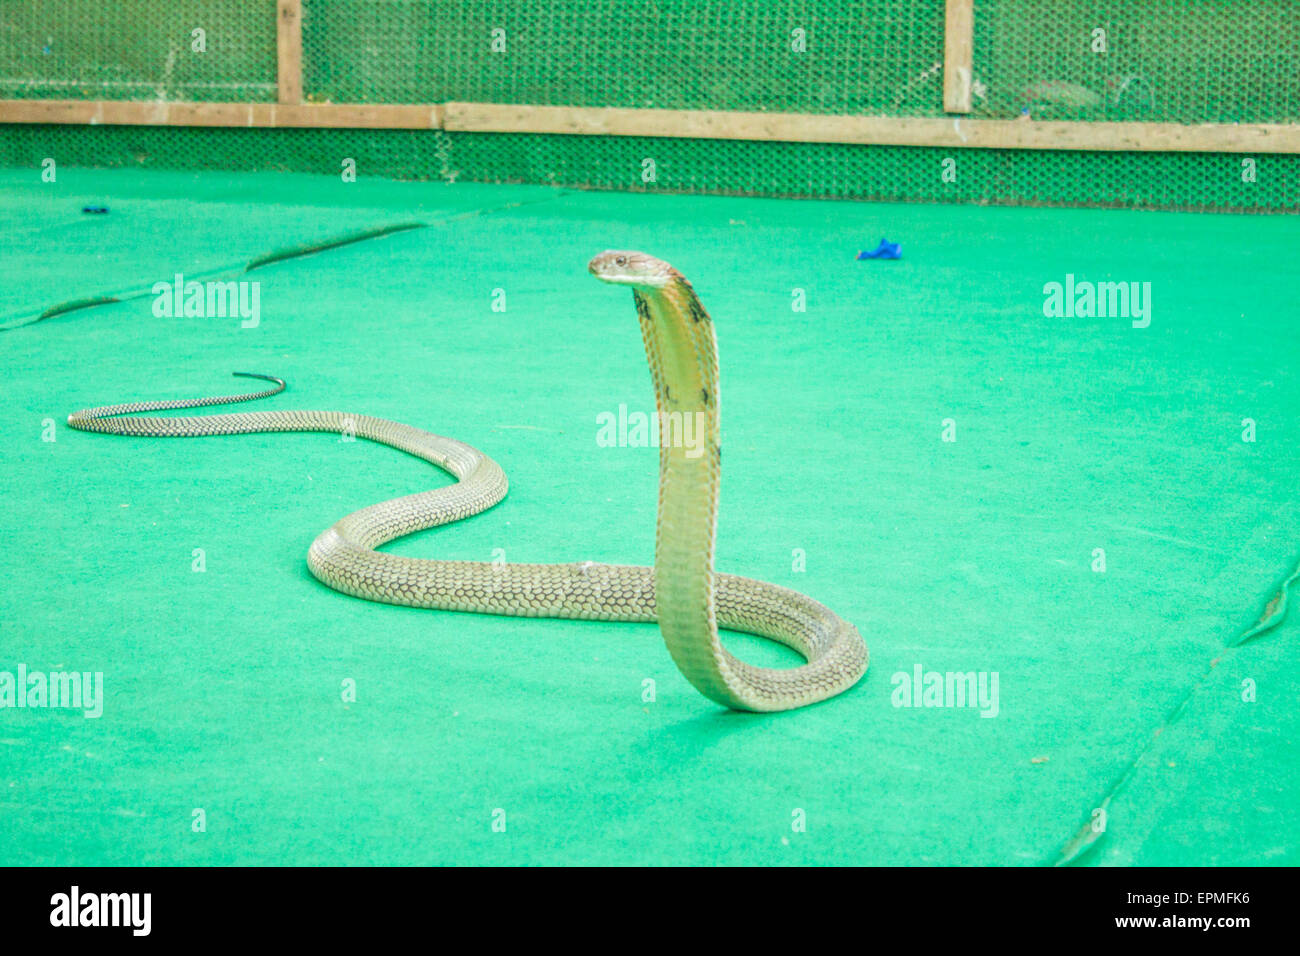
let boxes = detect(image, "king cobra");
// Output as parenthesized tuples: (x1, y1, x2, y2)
(67, 251, 868, 711)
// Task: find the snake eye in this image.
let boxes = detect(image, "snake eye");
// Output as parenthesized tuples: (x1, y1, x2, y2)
(615, 256, 628, 267)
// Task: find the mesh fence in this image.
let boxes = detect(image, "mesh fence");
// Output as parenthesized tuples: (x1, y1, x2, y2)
(301, 0, 948, 114)
(1, 1, 1296, 211)
(975, 0, 1299, 123)
(0, 1, 274, 102)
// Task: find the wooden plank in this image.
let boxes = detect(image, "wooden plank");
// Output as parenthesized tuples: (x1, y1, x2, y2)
(1, 98, 1297, 153)
(276, 0, 303, 105)
(443, 102, 1300, 154)
(0, 99, 442, 129)
(943, 0, 975, 114)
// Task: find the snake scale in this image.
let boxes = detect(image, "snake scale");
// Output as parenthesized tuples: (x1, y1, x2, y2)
(67, 251, 868, 711)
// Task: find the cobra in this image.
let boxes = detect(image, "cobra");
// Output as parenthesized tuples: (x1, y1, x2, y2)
(67, 251, 868, 711)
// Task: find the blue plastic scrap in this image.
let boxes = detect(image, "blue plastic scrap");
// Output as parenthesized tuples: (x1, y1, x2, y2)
(857, 238, 901, 260)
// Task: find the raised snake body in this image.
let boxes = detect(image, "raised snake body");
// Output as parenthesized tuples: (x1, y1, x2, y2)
(67, 251, 868, 711)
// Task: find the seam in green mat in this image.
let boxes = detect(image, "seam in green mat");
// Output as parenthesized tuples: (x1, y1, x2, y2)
(0, 259, 241, 333)
(0, 191, 572, 333)
(0, 225, 425, 331)
(0, 295, 122, 333)
(244, 222, 427, 272)
(42, 295, 121, 322)
(1234, 559, 1300, 646)
(40, 295, 121, 319)
(1051, 550, 1300, 866)
(244, 192, 571, 272)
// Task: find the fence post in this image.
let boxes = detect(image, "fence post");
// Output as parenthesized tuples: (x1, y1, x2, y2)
(943, 0, 974, 113)
(277, 0, 303, 105)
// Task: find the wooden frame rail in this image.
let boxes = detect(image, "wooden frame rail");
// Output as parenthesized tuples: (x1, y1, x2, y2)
(1, 98, 1296, 153)
(0, 99, 442, 129)
(441, 104, 1300, 153)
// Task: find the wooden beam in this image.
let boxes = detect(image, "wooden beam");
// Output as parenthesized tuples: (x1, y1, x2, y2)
(1, 98, 1297, 154)
(276, 0, 303, 105)
(943, 0, 975, 113)
(444, 102, 1300, 154)
(0, 99, 442, 129)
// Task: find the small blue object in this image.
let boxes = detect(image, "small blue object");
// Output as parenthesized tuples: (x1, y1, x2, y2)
(857, 238, 901, 260)
(82, 205, 109, 214)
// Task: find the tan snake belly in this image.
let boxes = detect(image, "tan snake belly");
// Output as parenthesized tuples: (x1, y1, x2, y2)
(66, 251, 868, 711)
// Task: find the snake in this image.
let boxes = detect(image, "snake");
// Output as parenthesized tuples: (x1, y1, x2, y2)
(66, 251, 868, 711)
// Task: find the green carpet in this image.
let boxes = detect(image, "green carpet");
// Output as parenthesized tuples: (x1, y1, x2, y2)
(1, 168, 1296, 865)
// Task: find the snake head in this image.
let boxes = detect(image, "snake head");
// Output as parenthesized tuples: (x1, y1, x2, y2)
(588, 250, 676, 289)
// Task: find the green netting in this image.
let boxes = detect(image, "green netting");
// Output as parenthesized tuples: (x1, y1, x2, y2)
(302, 0, 947, 113)
(976, 0, 1300, 123)
(296, 0, 1298, 121)
(0, 1, 1297, 210)
(0, 1, 275, 102)
(1, 124, 1295, 213)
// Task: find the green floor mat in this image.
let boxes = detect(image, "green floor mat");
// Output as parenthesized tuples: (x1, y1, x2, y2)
(1, 170, 1296, 865)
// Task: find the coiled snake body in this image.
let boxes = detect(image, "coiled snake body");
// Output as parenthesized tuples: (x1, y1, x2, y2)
(68, 252, 867, 711)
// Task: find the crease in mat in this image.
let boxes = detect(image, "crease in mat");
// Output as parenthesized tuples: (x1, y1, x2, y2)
(0, 221, 423, 333)
(1051, 552, 1300, 866)
(0, 192, 570, 333)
